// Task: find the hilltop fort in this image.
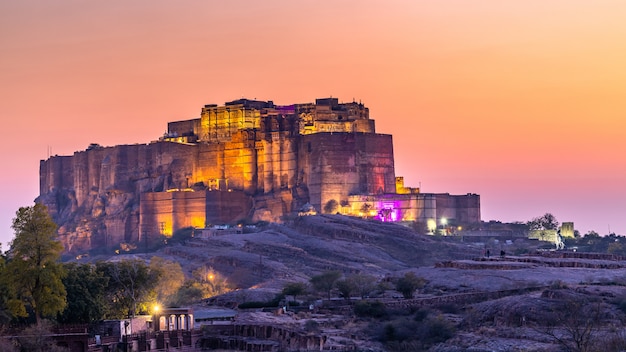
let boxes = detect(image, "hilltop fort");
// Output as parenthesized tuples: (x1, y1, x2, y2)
(38, 98, 480, 253)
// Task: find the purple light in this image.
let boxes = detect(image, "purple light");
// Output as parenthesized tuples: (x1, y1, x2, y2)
(375, 201, 401, 222)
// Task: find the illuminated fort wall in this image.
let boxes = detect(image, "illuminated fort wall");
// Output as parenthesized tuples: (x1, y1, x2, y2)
(38, 97, 480, 253)
(139, 190, 252, 240)
(299, 132, 396, 212)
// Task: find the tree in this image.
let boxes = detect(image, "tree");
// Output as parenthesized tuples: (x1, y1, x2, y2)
(310, 271, 341, 299)
(58, 263, 108, 324)
(528, 213, 559, 231)
(538, 297, 604, 352)
(0, 246, 16, 326)
(97, 259, 158, 319)
(395, 272, 425, 299)
(149, 256, 184, 305)
(336, 274, 377, 299)
(335, 279, 354, 299)
(6, 204, 66, 324)
(191, 266, 231, 298)
(346, 273, 377, 298)
(282, 282, 307, 303)
(169, 283, 204, 306)
(323, 199, 339, 214)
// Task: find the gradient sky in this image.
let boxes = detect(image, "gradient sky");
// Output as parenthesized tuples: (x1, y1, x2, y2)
(2, 0, 625, 247)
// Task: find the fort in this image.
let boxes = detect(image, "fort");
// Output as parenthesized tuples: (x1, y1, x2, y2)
(38, 98, 480, 253)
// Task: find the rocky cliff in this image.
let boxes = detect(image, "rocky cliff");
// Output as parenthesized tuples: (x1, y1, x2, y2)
(38, 142, 204, 252)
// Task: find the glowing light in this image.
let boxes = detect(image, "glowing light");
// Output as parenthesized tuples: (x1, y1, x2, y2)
(427, 219, 437, 233)
(153, 304, 160, 314)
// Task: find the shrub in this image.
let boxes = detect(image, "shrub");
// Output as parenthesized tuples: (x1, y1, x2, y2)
(354, 301, 388, 319)
(377, 315, 456, 350)
(418, 315, 455, 344)
(304, 320, 319, 333)
(617, 299, 626, 314)
(549, 280, 568, 289)
(414, 308, 430, 322)
(238, 295, 282, 309)
(395, 273, 426, 299)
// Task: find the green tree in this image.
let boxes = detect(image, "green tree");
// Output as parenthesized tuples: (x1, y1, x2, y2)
(335, 274, 376, 299)
(395, 272, 426, 299)
(310, 271, 341, 299)
(58, 263, 108, 324)
(335, 279, 354, 299)
(149, 256, 185, 305)
(0, 246, 17, 326)
(528, 213, 559, 231)
(346, 273, 377, 298)
(191, 266, 231, 298)
(5, 204, 66, 324)
(282, 282, 307, 303)
(97, 259, 158, 319)
(323, 199, 339, 214)
(169, 283, 204, 306)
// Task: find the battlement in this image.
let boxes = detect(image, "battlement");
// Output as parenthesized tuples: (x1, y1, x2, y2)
(165, 98, 374, 144)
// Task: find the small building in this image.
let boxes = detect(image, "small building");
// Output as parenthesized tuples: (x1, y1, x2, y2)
(194, 308, 237, 326)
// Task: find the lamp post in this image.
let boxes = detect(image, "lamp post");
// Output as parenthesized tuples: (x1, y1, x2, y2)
(152, 304, 160, 331)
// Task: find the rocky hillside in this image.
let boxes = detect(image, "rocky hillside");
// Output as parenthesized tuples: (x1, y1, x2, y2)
(95, 215, 626, 351)
(149, 215, 482, 290)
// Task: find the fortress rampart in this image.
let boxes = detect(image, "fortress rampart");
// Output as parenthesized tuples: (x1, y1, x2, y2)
(38, 97, 479, 253)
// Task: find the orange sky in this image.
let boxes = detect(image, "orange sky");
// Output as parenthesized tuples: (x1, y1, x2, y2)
(2, 0, 625, 246)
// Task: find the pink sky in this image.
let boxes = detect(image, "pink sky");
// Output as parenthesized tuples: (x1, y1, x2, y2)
(2, 1, 625, 247)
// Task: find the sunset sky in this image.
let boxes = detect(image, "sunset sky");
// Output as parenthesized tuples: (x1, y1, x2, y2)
(2, 0, 625, 247)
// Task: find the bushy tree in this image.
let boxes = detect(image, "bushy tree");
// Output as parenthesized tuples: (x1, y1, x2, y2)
(97, 259, 159, 319)
(58, 263, 108, 324)
(0, 247, 16, 326)
(323, 199, 339, 214)
(149, 256, 185, 305)
(336, 273, 378, 299)
(395, 272, 425, 299)
(350, 273, 377, 298)
(335, 279, 354, 299)
(169, 284, 204, 306)
(528, 213, 559, 231)
(6, 204, 66, 324)
(310, 271, 341, 299)
(191, 266, 231, 298)
(282, 282, 307, 303)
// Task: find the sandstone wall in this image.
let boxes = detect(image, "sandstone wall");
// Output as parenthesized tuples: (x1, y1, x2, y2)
(299, 132, 396, 213)
(39, 133, 302, 253)
(39, 142, 201, 252)
(435, 193, 481, 224)
(139, 190, 253, 241)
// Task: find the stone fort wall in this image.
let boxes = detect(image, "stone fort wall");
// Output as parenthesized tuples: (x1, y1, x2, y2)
(38, 97, 478, 254)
